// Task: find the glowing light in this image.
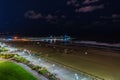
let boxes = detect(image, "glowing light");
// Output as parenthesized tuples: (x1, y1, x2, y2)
(14, 36, 18, 39)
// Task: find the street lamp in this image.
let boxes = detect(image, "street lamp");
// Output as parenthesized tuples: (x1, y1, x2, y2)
(29, 52, 31, 56)
(74, 73, 79, 80)
(38, 58, 41, 62)
(52, 64, 55, 73)
(85, 52, 88, 55)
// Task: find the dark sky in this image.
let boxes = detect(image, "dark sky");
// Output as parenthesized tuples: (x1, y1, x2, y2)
(0, 0, 120, 41)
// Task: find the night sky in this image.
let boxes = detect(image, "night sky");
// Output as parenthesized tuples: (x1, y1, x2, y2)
(0, 0, 120, 42)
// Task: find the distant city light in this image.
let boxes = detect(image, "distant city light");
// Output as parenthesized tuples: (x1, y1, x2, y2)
(14, 36, 18, 39)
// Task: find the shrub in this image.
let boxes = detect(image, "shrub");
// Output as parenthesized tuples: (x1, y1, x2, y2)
(0, 54, 15, 59)
(32, 65, 41, 70)
(27, 63, 35, 68)
(38, 67, 49, 75)
(48, 74, 56, 80)
(0, 47, 8, 53)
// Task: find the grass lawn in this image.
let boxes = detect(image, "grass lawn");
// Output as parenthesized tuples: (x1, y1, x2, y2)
(0, 60, 37, 80)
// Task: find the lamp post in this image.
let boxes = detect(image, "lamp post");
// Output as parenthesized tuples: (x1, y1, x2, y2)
(52, 64, 55, 73)
(74, 73, 79, 80)
(38, 58, 41, 62)
(85, 52, 88, 55)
